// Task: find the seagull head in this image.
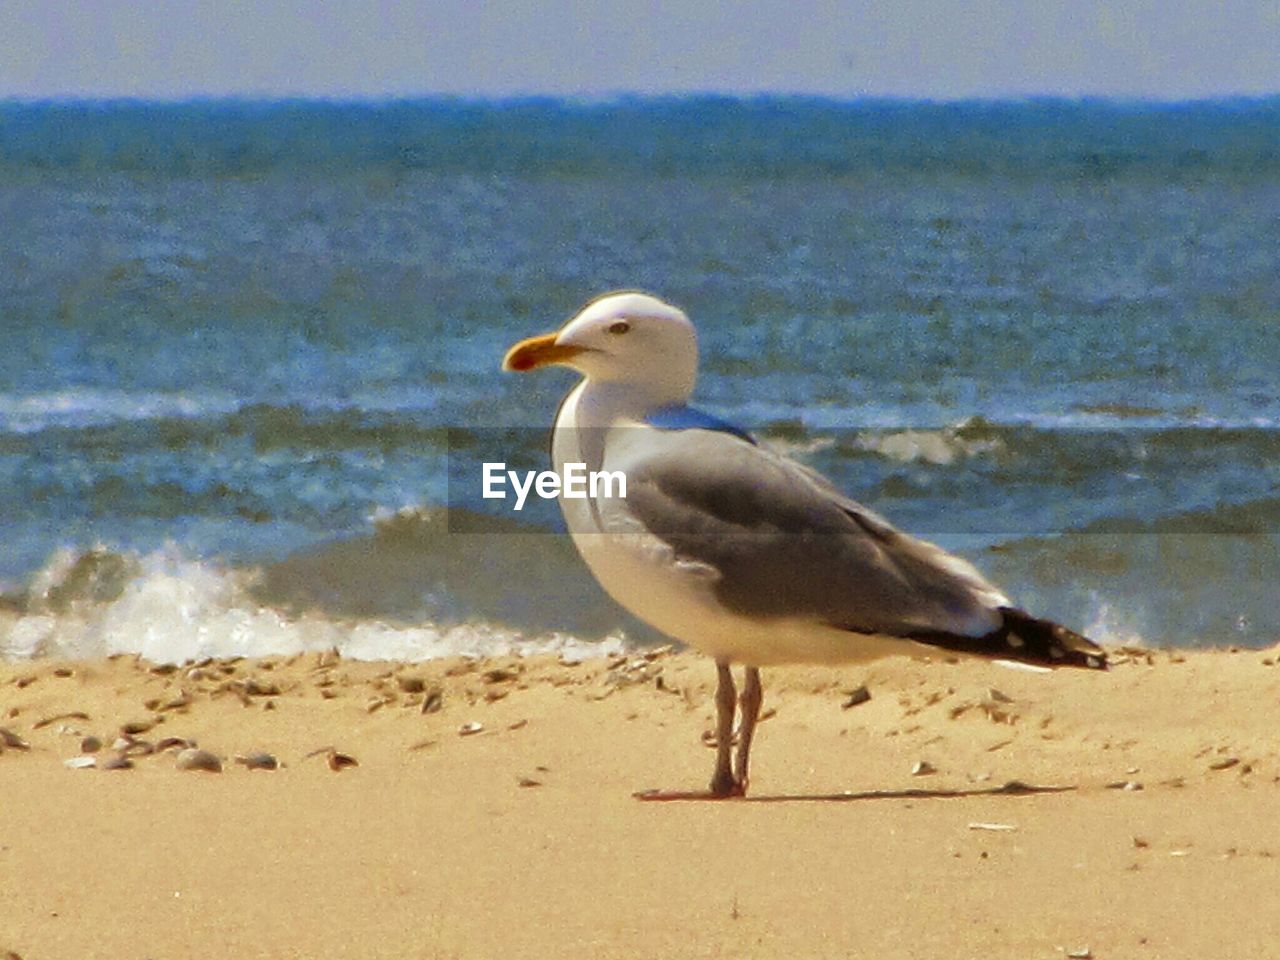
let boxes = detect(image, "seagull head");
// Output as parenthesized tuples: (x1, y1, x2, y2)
(503, 291, 698, 404)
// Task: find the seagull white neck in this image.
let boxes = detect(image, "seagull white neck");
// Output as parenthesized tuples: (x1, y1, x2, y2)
(568, 379, 679, 430)
(552, 377, 684, 480)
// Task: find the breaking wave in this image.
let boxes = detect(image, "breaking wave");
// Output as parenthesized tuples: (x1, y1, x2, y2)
(0, 536, 629, 664)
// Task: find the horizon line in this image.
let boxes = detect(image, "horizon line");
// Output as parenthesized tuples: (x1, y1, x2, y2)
(2, 91, 1279, 109)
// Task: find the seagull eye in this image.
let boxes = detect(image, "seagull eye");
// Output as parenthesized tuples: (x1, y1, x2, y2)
(608, 320, 631, 335)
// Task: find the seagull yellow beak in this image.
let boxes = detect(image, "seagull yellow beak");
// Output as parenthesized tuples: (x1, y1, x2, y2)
(502, 332, 587, 372)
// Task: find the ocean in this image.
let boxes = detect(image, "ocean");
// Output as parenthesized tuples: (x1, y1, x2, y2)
(1, 97, 1277, 662)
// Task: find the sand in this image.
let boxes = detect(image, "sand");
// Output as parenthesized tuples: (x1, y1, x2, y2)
(3, 644, 1280, 959)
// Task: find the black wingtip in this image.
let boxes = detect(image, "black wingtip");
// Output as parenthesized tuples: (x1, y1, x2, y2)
(992, 607, 1108, 670)
(902, 607, 1107, 670)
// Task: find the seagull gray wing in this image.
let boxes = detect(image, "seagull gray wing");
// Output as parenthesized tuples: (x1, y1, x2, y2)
(602, 424, 1105, 667)
(605, 426, 1003, 636)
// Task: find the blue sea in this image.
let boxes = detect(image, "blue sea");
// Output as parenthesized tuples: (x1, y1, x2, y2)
(1, 97, 1277, 661)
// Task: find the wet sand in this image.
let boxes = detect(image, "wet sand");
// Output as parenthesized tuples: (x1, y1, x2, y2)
(3, 645, 1280, 959)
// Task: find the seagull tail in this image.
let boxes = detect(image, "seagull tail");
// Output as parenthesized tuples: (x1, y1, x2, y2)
(904, 607, 1107, 670)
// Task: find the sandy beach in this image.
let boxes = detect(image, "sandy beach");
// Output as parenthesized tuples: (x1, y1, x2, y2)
(3, 644, 1280, 959)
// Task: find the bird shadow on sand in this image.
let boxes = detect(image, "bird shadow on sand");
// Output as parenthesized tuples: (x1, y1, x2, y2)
(634, 780, 1076, 803)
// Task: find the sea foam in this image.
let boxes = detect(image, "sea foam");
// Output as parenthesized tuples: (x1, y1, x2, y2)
(1, 545, 626, 664)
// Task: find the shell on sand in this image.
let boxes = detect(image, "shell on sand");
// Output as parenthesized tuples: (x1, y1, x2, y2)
(0, 727, 30, 750)
(420, 688, 444, 714)
(326, 750, 358, 771)
(33, 711, 89, 730)
(841, 685, 872, 709)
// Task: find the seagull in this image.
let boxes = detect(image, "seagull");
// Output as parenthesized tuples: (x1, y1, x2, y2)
(504, 291, 1106, 799)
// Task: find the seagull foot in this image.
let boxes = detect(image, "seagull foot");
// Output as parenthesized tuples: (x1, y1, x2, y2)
(633, 786, 745, 801)
(633, 778, 747, 801)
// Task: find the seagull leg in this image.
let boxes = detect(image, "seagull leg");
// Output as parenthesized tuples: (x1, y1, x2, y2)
(709, 660, 740, 797)
(733, 666, 762, 794)
(633, 659, 745, 801)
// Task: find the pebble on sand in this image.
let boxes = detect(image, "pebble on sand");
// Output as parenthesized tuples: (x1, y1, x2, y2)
(234, 752, 279, 771)
(175, 748, 222, 773)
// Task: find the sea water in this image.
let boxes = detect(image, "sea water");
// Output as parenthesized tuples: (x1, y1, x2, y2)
(1, 97, 1277, 660)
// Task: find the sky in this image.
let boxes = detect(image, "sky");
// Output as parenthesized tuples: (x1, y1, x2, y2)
(1, 0, 1278, 101)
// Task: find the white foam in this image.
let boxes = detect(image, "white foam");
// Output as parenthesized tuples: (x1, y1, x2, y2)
(0, 389, 241, 433)
(1082, 594, 1150, 649)
(854, 425, 1003, 466)
(1, 546, 627, 665)
(0, 383, 460, 436)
